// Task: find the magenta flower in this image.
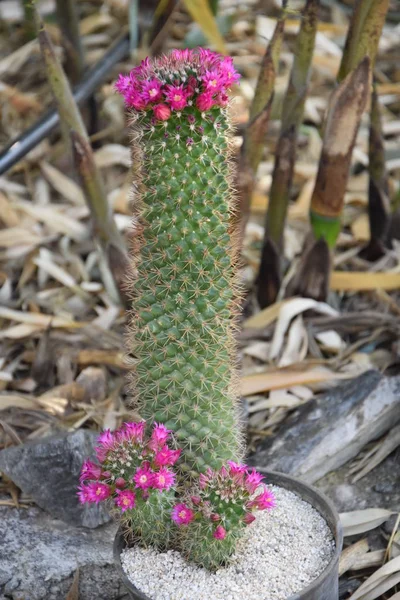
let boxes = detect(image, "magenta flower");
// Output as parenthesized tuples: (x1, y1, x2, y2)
(243, 512, 256, 525)
(172, 503, 195, 526)
(85, 482, 111, 504)
(220, 57, 241, 85)
(142, 78, 162, 102)
(244, 469, 264, 494)
(164, 85, 188, 110)
(154, 446, 181, 467)
(202, 70, 223, 92)
(133, 466, 154, 490)
(148, 423, 171, 450)
(95, 430, 115, 461)
(196, 92, 214, 111)
(77, 484, 91, 504)
(115, 477, 126, 488)
(227, 461, 247, 475)
(153, 104, 171, 121)
(115, 489, 136, 512)
(79, 460, 102, 482)
(123, 421, 146, 443)
(248, 486, 276, 511)
(152, 468, 175, 490)
(213, 525, 227, 540)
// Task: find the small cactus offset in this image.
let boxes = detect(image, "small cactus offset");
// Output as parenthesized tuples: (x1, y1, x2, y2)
(116, 48, 242, 476)
(79, 422, 180, 549)
(79, 48, 275, 570)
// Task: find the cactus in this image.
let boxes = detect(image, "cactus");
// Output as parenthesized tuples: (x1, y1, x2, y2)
(78, 421, 180, 550)
(79, 49, 276, 571)
(116, 49, 243, 476)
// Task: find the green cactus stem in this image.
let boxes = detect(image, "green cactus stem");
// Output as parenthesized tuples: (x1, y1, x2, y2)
(116, 49, 243, 477)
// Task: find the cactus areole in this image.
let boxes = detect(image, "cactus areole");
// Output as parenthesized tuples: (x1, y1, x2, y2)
(116, 48, 242, 476)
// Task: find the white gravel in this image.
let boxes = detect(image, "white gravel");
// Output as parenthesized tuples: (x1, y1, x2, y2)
(121, 485, 335, 600)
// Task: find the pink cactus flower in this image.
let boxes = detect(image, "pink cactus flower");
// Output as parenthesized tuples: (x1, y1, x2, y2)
(172, 503, 195, 526)
(77, 484, 91, 504)
(153, 104, 171, 121)
(115, 477, 126, 488)
(148, 423, 171, 450)
(244, 469, 264, 494)
(202, 70, 223, 92)
(154, 446, 181, 467)
(142, 78, 163, 102)
(152, 468, 176, 490)
(124, 421, 146, 442)
(213, 525, 227, 540)
(196, 92, 214, 111)
(227, 461, 247, 475)
(248, 486, 276, 511)
(164, 85, 188, 110)
(79, 460, 102, 482)
(85, 482, 111, 504)
(133, 466, 154, 490)
(115, 489, 136, 512)
(243, 512, 256, 525)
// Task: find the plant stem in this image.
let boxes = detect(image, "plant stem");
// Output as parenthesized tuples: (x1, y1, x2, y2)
(55, 0, 85, 84)
(338, 0, 389, 82)
(368, 84, 390, 241)
(22, 0, 36, 40)
(34, 11, 127, 304)
(266, 0, 319, 250)
(310, 58, 371, 248)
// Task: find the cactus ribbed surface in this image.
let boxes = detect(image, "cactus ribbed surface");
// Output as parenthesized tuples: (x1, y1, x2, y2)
(116, 49, 243, 475)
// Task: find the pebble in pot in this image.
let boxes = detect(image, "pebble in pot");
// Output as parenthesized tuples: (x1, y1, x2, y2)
(79, 47, 342, 600)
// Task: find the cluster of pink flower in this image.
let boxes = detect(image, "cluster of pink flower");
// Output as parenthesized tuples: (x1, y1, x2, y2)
(78, 422, 181, 513)
(171, 461, 275, 540)
(115, 47, 240, 120)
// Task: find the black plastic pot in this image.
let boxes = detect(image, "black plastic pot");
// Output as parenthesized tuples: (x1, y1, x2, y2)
(113, 470, 343, 600)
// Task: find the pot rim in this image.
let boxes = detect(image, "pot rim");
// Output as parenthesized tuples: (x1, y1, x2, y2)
(114, 469, 343, 600)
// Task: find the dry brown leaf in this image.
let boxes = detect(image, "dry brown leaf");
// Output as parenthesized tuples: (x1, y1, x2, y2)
(349, 555, 400, 600)
(352, 425, 400, 482)
(65, 568, 80, 600)
(0, 394, 38, 411)
(15, 201, 88, 241)
(351, 213, 370, 241)
(0, 228, 42, 248)
(40, 162, 85, 205)
(0, 323, 44, 339)
(241, 369, 347, 396)
(339, 539, 369, 576)
(243, 299, 286, 329)
(80, 13, 114, 35)
(270, 298, 337, 360)
(94, 144, 131, 168)
(341, 509, 395, 537)
(0, 307, 81, 329)
(0, 40, 37, 76)
(0, 191, 19, 227)
(331, 271, 400, 291)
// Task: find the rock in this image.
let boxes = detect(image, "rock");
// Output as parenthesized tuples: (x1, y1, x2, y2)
(248, 371, 400, 483)
(317, 448, 400, 512)
(0, 504, 122, 600)
(0, 429, 110, 528)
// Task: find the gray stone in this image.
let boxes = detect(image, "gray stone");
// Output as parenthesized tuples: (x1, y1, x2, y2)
(0, 429, 110, 528)
(248, 371, 400, 483)
(0, 504, 123, 600)
(317, 449, 400, 512)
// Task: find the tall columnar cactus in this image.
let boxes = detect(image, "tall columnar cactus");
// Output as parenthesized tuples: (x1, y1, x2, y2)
(79, 49, 276, 570)
(115, 49, 243, 476)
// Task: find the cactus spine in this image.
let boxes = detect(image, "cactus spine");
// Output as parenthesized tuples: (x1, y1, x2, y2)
(116, 49, 243, 476)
